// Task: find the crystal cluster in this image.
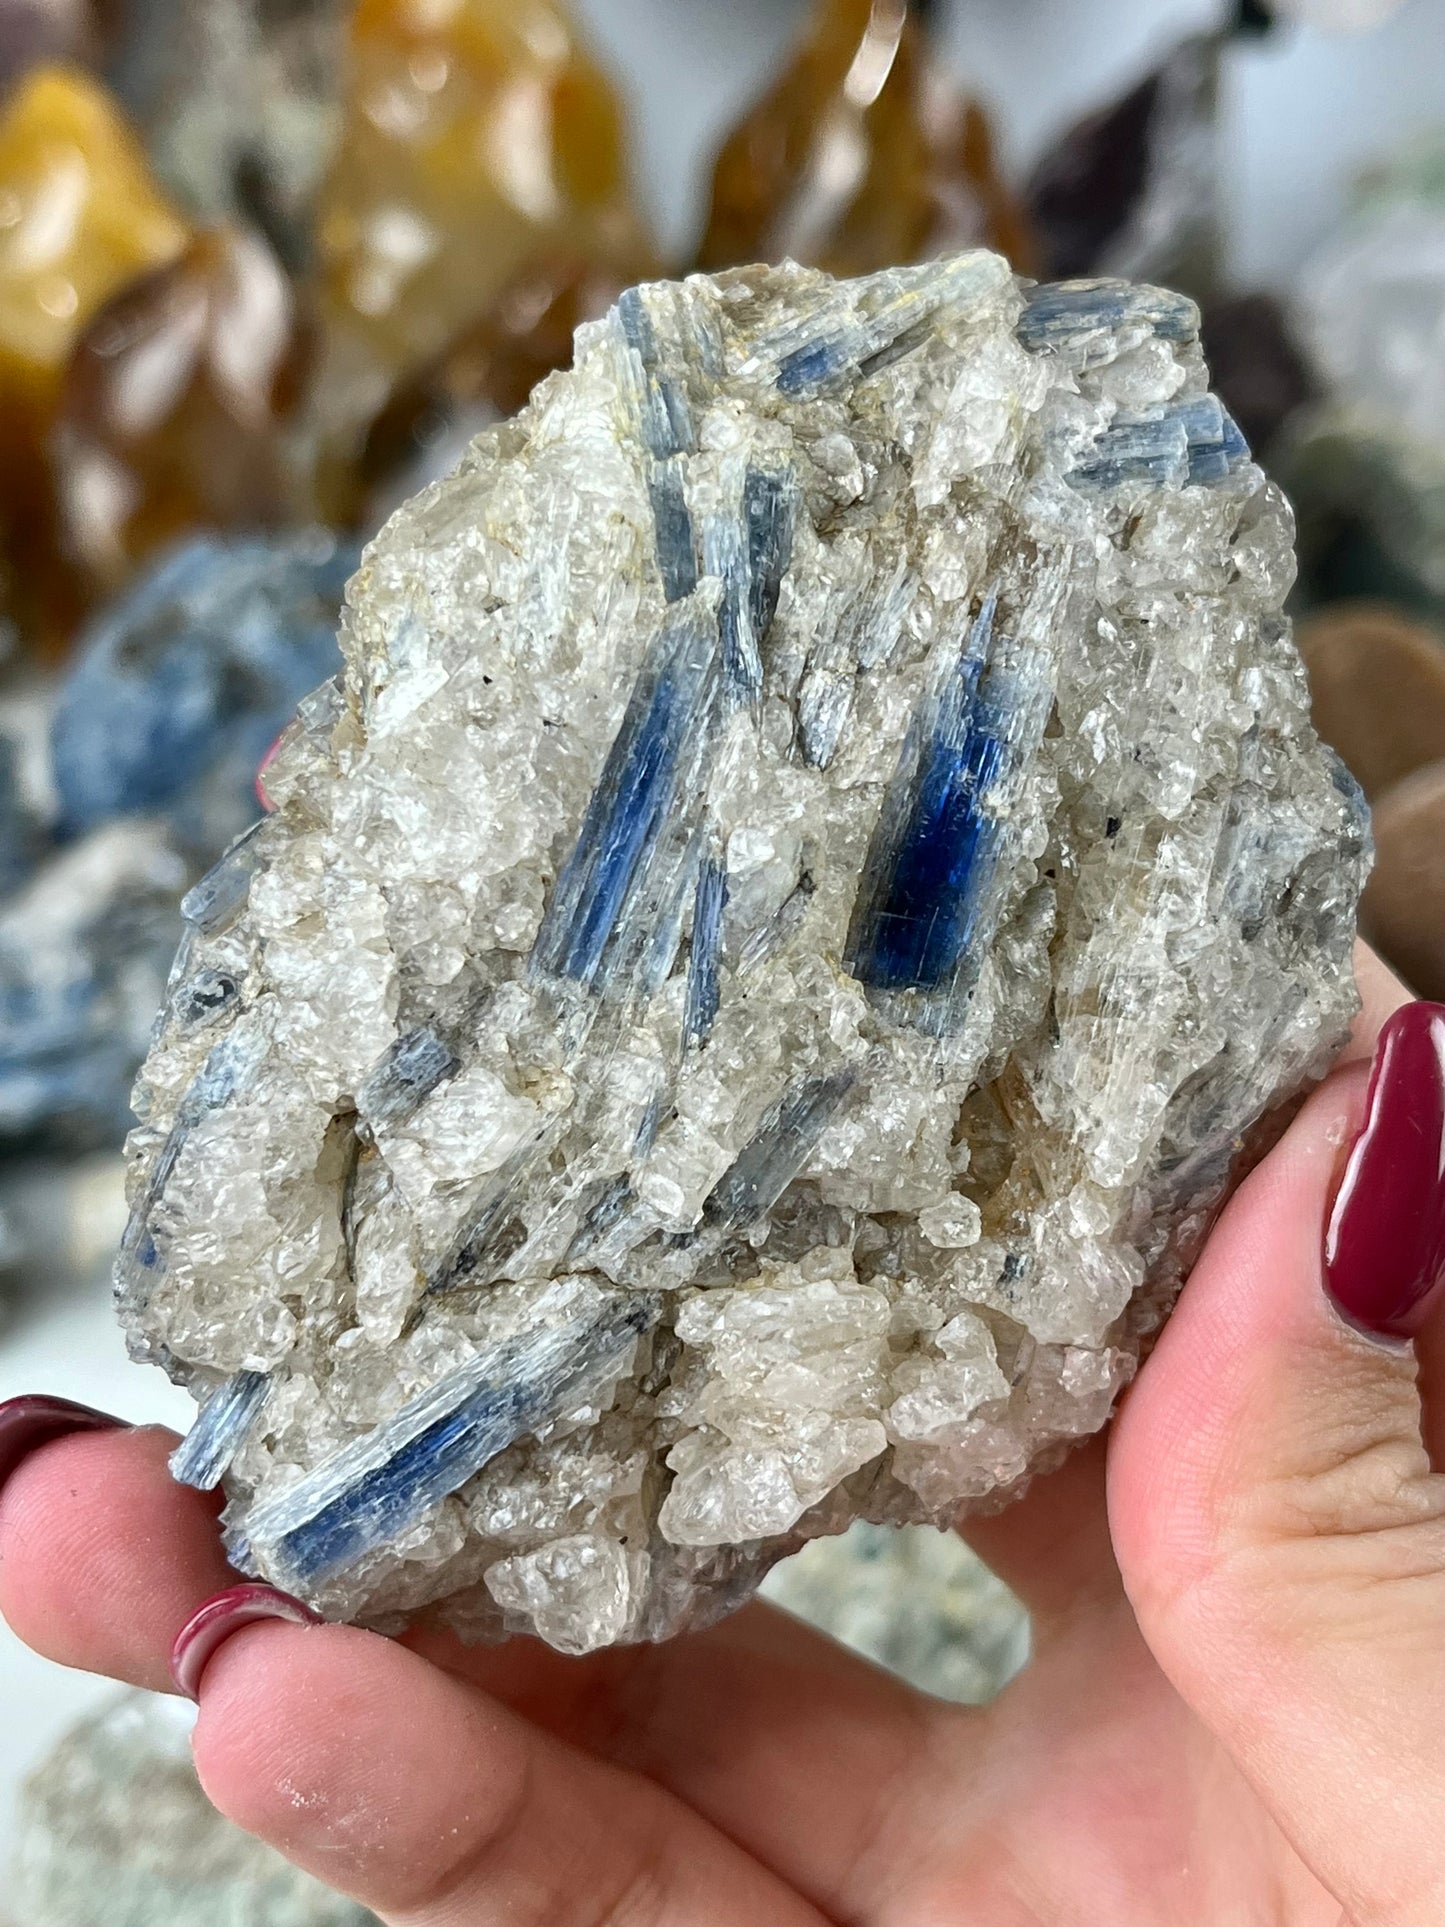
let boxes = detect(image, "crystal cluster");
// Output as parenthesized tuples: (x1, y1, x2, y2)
(122, 253, 1367, 1655)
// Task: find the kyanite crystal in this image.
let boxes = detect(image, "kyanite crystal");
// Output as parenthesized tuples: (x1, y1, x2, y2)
(123, 252, 1369, 1655)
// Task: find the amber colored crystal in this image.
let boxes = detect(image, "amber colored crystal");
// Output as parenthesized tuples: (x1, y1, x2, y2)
(51, 223, 311, 597)
(311, 0, 650, 495)
(696, 0, 1032, 278)
(356, 250, 633, 523)
(0, 63, 189, 650)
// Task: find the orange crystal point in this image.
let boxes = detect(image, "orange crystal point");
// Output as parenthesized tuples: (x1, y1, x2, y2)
(696, 0, 1031, 278)
(311, 0, 651, 490)
(53, 222, 313, 598)
(0, 62, 189, 652)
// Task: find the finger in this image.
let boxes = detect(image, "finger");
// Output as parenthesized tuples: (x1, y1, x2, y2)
(191, 1616, 831, 1927)
(0, 1415, 950, 1922)
(1110, 1006, 1445, 1925)
(0, 1424, 235, 1692)
(406, 1599, 948, 1925)
(953, 944, 1408, 1638)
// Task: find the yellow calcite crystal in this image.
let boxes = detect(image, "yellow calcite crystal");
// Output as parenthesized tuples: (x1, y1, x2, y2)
(0, 63, 189, 650)
(697, 0, 1032, 278)
(312, 0, 649, 484)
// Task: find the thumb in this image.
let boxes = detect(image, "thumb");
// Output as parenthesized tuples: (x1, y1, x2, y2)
(1111, 999, 1445, 1927)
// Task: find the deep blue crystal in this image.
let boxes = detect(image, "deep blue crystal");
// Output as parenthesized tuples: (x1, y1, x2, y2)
(683, 857, 727, 1048)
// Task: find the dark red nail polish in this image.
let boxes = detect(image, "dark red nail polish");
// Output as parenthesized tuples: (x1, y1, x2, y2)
(1325, 1002, 1445, 1337)
(0, 1396, 129, 1494)
(171, 1583, 323, 1700)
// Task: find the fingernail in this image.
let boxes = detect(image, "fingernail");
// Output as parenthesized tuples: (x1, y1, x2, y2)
(1325, 1002, 1445, 1337)
(255, 734, 282, 813)
(0, 1396, 129, 1494)
(171, 1583, 323, 1701)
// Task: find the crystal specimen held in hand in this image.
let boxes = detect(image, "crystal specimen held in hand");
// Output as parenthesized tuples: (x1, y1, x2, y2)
(310, 0, 649, 493)
(0, 63, 189, 651)
(51, 531, 353, 855)
(697, 0, 1031, 278)
(52, 223, 312, 598)
(1024, 33, 1222, 296)
(10, 1689, 379, 1926)
(124, 252, 1368, 1655)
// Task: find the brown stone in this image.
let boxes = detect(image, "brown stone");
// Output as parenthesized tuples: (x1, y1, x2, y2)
(696, 0, 1033, 278)
(1296, 602, 1445, 801)
(1361, 760, 1445, 1002)
(310, 0, 651, 509)
(52, 221, 312, 598)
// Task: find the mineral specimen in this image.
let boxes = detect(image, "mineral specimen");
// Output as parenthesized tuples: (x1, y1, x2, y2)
(124, 252, 1368, 1655)
(10, 1689, 378, 1926)
(310, 0, 649, 496)
(1024, 33, 1223, 296)
(52, 532, 353, 856)
(0, 63, 189, 650)
(52, 223, 312, 599)
(696, 0, 1031, 278)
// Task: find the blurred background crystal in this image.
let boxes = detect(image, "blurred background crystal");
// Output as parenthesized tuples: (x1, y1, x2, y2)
(0, 0, 1444, 1897)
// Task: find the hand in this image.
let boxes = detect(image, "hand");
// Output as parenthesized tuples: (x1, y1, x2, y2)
(1, 948, 1441, 1927)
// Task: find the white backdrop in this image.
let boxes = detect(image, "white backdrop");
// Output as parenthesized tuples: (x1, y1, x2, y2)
(579, 0, 1445, 286)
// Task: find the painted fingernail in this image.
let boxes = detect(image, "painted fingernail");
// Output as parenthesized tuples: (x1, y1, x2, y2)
(171, 1583, 322, 1701)
(0, 1396, 129, 1495)
(256, 734, 282, 812)
(1325, 1002, 1445, 1337)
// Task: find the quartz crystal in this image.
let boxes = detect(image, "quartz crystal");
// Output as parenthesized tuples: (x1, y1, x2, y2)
(0, 62, 189, 651)
(1024, 34, 1222, 296)
(310, 0, 649, 495)
(124, 253, 1368, 1655)
(52, 223, 312, 599)
(697, 0, 1032, 278)
(10, 1689, 378, 1926)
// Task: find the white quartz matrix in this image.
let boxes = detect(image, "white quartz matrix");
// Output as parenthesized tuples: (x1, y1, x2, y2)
(119, 254, 1368, 1655)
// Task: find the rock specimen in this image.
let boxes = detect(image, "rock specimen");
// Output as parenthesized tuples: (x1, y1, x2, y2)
(122, 253, 1368, 1655)
(696, 0, 1032, 279)
(10, 1689, 378, 1926)
(0, 62, 189, 651)
(52, 533, 353, 856)
(1024, 33, 1223, 297)
(52, 223, 312, 600)
(310, 0, 650, 498)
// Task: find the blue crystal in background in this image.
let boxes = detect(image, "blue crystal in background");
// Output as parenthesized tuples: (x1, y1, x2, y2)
(51, 533, 355, 857)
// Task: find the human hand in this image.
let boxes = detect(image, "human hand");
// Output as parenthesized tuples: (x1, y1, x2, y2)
(1, 949, 1441, 1927)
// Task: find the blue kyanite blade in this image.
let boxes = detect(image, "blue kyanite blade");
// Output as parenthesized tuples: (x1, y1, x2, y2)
(702, 1070, 854, 1232)
(649, 463, 698, 602)
(855, 727, 1006, 991)
(358, 1025, 461, 1129)
(848, 596, 1013, 993)
(245, 1295, 658, 1591)
(179, 818, 267, 937)
(170, 1370, 272, 1491)
(777, 336, 851, 395)
(1017, 281, 1199, 353)
(531, 608, 717, 989)
(683, 857, 728, 1048)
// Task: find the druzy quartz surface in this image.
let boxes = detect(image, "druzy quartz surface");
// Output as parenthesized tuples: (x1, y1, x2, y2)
(123, 253, 1369, 1655)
